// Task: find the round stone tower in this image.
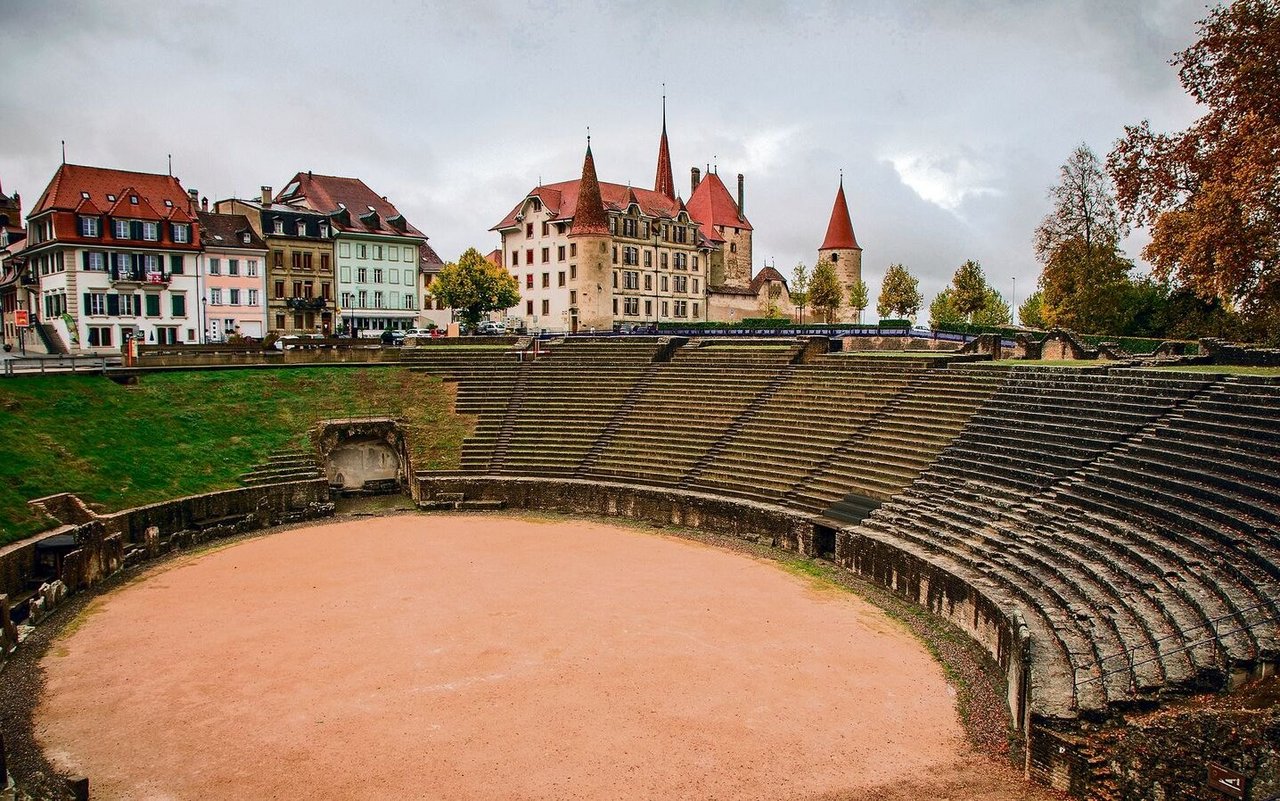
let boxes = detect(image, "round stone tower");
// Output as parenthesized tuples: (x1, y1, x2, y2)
(817, 178, 863, 323)
(568, 142, 614, 332)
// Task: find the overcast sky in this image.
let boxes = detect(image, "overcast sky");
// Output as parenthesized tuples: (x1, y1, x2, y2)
(0, 0, 1209, 315)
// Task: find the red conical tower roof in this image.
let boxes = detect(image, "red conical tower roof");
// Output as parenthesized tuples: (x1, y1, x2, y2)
(654, 97, 675, 201)
(820, 178, 860, 251)
(569, 141, 610, 238)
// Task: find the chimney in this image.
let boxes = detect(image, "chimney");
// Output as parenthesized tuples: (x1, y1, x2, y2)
(691, 167, 701, 193)
(201, 197, 209, 212)
(187, 188, 198, 209)
(261, 186, 272, 204)
(737, 173, 745, 216)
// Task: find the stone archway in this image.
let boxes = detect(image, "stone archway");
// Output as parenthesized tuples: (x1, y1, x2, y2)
(311, 418, 408, 495)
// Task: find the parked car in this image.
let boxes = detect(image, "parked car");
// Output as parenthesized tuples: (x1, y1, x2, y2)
(402, 328, 435, 340)
(477, 320, 506, 335)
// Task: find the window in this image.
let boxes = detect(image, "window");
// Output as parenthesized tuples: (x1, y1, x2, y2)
(623, 271, 639, 290)
(210, 288, 223, 305)
(557, 245, 565, 262)
(358, 290, 367, 307)
(373, 245, 383, 260)
(229, 288, 241, 305)
(510, 251, 519, 266)
(661, 301, 669, 317)
(373, 291, 384, 308)
(273, 250, 284, 267)
(143, 254, 161, 274)
(172, 294, 186, 317)
(644, 274, 652, 291)
(342, 292, 353, 308)
(569, 290, 577, 306)
(660, 276, 668, 292)
(526, 300, 534, 316)
(276, 313, 285, 329)
(209, 258, 221, 275)
(357, 244, 368, 259)
(120, 294, 139, 316)
(404, 293, 413, 309)
(692, 278, 699, 293)
(541, 221, 549, 236)
(624, 297, 639, 315)
(293, 281, 302, 297)
(404, 246, 414, 261)
(525, 274, 534, 289)
(525, 248, 533, 265)
(228, 259, 239, 276)
(273, 219, 285, 235)
(145, 294, 160, 317)
(675, 276, 688, 293)
(526, 222, 533, 238)
(274, 280, 285, 298)
(295, 220, 307, 237)
(661, 252, 668, 268)
(248, 289, 259, 306)
(622, 219, 638, 237)
(87, 326, 113, 347)
(569, 243, 576, 258)
(86, 293, 107, 315)
(303, 253, 312, 270)
(170, 254, 184, 274)
(692, 256, 699, 270)
(541, 247, 549, 263)
(623, 247, 639, 266)
(692, 302, 700, 317)
(388, 247, 399, 262)
(303, 281, 313, 298)
(357, 267, 367, 283)
(558, 271, 565, 287)
(541, 273, 549, 288)
(674, 300, 688, 317)
(142, 222, 159, 241)
(320, 253, 330, 271)
(644, 250, 652, 268)
(339, 242, 351, 258)
(612, 298, 618, 315)
(114, 219, 130, 238)
(644, 299, 652, 317)
(292, 252, 302, 269)
(80, 216, 100, 237)
(321, 282, 330, 300)
(86, 252, 106, 272)
(541, 299, 550, 315)
(319, 223, 329, 238)
(374, 268, 383, 283)
(570, 265, 577, 280)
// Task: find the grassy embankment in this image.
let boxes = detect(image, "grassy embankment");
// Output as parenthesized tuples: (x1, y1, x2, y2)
(0, 367, 471, 545)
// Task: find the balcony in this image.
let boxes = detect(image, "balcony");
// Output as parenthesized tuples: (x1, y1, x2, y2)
(110, 268, 170, 288)
(285, 296, 328, 311)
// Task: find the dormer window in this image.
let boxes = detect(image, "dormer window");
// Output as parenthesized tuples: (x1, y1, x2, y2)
(173, 223, 190, 243)
(295, 220, 307, 237)
(130, 195, 138, 204)
(80, 216, 100, 237)
(319, 223, 329, 238)
(242, 233, 251, 244)
(80, 191, 90, 200)
(114, 219, 131, 238)
(273, 219, 284, 235)
(142, 221, 159, 241)
(164, 199, 173, 207)
(106, 194, 116, 202)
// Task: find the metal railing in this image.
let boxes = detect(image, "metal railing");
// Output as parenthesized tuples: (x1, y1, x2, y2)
(1, 355, 116, 376)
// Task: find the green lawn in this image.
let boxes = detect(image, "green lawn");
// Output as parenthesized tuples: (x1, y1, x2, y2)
(0, 367, 471, 545)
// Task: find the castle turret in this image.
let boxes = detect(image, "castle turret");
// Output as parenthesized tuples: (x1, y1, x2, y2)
(817, 178, 863, 322)
(568, 141, 613, 331)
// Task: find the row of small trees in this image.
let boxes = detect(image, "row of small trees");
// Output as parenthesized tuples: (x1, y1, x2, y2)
(786, 261, 924, 324)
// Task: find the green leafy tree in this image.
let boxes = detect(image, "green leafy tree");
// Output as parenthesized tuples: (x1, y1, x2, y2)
(790, 262, 811, 324)
(428, 247, 521, 329)
(1019, 290, 1047, 329)
(928, 288, 965, 329)
(973, 286, 1012, 327)
(951, 260, 988, 321)
(877, 263, 922, 319)
(809, 259, 843, 323)
(1110, 0, 1280, 330)
(848, 279, 869, 324)
(1040, 238, 1135, 333)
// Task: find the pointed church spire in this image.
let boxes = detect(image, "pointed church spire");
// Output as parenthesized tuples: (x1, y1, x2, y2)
(570, 138, 610, 238)
(820, 176, 861, 251)
(654, 91, 675, 201)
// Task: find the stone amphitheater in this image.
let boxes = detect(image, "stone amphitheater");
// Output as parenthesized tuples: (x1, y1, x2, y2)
(3, 335, 1278, 799)
(399, 336, 1279, 797)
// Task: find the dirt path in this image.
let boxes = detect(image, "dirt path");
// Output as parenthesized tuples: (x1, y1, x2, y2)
(36, 514, 1052, 800)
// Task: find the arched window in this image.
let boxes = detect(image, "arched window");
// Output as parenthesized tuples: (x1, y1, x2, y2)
(729, 243, 737, 253)
(830, 252, 839, 263)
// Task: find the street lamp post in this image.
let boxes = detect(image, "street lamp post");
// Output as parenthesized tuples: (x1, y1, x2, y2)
(1012, 276, 1018, 326)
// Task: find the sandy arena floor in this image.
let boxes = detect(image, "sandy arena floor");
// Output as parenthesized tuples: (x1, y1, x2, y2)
(37, 514, 1051, 800)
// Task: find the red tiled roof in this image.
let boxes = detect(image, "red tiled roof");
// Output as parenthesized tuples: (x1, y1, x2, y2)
(106, 187, 166, 222)
(420, 242, 444, 271)
(685, 171, 751, 241)
(820, 181, 861, 251)
(197, 211, 266, 250)
(31, 164, 195, 217)
(484, 248, 501, 267)
(569, 145, 610, 238)
(276, 172, 425, 240)
(748, 265, 789, 295)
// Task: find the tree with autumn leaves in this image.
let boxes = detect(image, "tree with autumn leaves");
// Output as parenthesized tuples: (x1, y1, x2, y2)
(1109, 0, 1280, 341)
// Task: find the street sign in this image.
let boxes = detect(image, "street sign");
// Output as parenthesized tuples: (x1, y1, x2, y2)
(1208, 763, 1247, 799)
(13, 309, 29, 327)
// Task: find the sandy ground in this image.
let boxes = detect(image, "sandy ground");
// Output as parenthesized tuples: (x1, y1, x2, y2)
(36, 514, 1052, 800)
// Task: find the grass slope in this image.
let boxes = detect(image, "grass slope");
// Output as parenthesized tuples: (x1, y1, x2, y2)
(0, 367, 470, 545)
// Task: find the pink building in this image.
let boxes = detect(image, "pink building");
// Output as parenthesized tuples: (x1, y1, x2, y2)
(196, 211, 268, 340)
